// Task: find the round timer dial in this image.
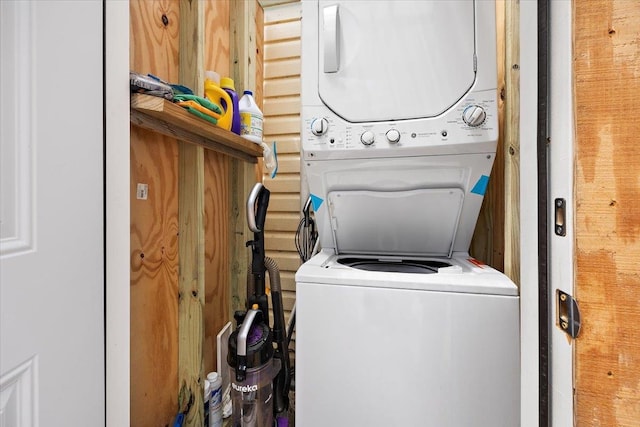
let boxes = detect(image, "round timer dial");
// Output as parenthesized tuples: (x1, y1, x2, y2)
(462, 105, 487, 127)
(311, 118, 329, 136)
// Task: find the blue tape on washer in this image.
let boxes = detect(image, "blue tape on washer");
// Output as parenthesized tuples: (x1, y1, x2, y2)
(310, 194, 324, 211)
(471, 175, 490, 196)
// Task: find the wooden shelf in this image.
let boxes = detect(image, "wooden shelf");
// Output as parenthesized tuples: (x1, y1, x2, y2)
(130, 93, 262, 163)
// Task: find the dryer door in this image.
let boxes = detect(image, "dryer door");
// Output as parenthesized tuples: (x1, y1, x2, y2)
(318, 0, 476, 123)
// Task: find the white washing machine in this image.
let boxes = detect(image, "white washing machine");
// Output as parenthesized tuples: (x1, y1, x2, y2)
(296, 1, 520, 426)
(296, 251, 520, 426)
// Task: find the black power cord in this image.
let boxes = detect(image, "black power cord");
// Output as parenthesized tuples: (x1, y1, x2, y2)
(295, 197, 318, 263)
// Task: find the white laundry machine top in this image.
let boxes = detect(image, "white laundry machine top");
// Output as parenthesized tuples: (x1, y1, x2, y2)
(295, 249, 519, 297)
(301, 0, 499, 258)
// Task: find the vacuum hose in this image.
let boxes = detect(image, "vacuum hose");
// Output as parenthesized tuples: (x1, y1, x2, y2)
(265, 256, 281, 293)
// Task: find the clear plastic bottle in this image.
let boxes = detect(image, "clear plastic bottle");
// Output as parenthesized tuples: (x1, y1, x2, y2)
(239, 90, 264, 144)
(206, 372, 223, 427)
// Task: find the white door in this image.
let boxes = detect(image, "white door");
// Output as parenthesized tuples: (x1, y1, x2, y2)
(0, 1, 105, 425)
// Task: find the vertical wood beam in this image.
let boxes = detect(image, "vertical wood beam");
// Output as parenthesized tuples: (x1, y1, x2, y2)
(180, 0, 204, 95)
(178, 0, 205, 425)
(504, 0, 521, 284)
(229, 0, 260, 318)
(471, 1, 506, 270)
(177, 143, 206, 426)
(230, 0, 257, 95)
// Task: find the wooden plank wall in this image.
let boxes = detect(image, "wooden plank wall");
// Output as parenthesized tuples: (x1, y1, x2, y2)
(262, 2, 303, 344)
(574, 1, 640, 425)
(130, 1, 236, 424)
(130, 2, 180, 424)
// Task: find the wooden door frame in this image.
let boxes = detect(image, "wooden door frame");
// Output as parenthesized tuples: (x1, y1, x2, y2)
(105, 0, 130, 425)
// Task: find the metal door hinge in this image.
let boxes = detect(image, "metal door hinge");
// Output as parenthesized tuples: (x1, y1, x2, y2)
(557, 290, 580, 339)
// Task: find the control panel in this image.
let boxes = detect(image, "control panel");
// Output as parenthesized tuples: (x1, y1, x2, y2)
(302, 90, 498, 159)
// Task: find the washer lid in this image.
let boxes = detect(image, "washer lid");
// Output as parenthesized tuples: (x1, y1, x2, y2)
(327, 188, 464, 257)
(318, 0, 476, 122)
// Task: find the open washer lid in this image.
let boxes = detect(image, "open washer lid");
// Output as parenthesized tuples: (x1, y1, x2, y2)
(318, 0, 476, 122)
(327, 188, 464, 257)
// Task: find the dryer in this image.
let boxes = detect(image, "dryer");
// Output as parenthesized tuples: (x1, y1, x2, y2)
(300, 0, 500, 255)
(296, 1, 520, 425)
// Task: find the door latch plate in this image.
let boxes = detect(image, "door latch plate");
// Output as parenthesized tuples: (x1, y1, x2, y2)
(557, 290, 580, 339)
(555, 198, 566, 236)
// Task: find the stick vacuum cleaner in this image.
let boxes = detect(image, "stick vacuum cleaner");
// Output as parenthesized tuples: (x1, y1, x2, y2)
(227, 183, 291, 427)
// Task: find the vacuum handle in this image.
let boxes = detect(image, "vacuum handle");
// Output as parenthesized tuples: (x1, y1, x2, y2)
(236, 307, 260, 382)
(238, 308, 259, 357)
(247, 183, 270, 233)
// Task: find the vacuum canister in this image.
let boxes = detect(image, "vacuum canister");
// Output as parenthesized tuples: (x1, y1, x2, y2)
(228, 307, 281, 426)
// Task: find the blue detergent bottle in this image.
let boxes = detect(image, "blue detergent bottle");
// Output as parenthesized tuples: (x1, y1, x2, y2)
(220, 77, 241, 135)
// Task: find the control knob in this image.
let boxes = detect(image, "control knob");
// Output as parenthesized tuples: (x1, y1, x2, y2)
(462, 105, 487, 127)
(311, 118, 329, 136)
(360, 130, 375, 146)
(386, 129, 401, 144)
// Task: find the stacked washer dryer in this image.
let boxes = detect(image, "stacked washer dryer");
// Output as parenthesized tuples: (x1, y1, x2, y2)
(295, 1, 520, 426)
